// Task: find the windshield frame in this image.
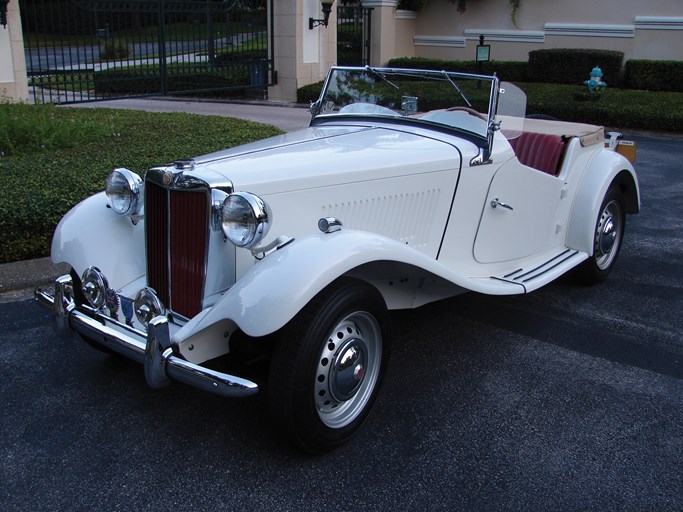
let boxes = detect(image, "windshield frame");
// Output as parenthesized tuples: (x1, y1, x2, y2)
(310, 66, 501, 164)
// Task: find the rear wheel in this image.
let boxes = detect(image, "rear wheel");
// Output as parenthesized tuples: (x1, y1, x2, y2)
(576, 186, 625, 284)
(268, 279, 390, 453)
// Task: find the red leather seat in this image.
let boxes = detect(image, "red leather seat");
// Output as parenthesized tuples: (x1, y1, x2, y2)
(507, 132, 566, 176)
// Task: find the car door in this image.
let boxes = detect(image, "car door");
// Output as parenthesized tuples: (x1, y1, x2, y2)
(473, 159, 565, 264)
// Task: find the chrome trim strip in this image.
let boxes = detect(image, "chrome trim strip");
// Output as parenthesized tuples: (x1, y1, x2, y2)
(514, 249, 574, 281)
(520, 250, 579, 283)
(145, 166, 233, 194)
(35, 277, 259, 398)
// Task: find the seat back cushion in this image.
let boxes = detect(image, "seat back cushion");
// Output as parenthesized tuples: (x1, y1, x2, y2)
(507, 132, 566, 176)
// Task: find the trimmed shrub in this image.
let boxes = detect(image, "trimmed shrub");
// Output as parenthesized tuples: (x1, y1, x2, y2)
(213, 50, 267, 65)
(520, 83, 683, 132)
(93, 65, 253, 95)
(99, 39, 130, 61)
(527, 49, 624, 85)
(297, 79, 683, 132)
(0, 102, 109, 156)
(388, 57, 529, 82)
(624, 60, 683, 92)
(298, 82, 323, 104)
(0, 106, 283, 263)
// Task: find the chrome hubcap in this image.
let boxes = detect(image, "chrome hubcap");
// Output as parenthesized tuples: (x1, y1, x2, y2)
(598, 215, 617, 255)
(595, 199, 622, 270)
(329, 338, 367, 401)
(314, 312, 381, 429)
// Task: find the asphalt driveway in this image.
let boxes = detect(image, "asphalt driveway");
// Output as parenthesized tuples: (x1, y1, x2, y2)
(0, 132, 681, 511)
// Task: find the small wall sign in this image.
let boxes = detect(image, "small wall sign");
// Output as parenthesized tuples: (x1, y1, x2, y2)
(476, 44, 490, 63)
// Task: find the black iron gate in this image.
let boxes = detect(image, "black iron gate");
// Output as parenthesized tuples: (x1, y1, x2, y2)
(337, 3, 371, 66)
(21, 0, 274, 104)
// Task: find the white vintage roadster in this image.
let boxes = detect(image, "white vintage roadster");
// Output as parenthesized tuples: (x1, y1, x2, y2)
(36, 66, 640, 452)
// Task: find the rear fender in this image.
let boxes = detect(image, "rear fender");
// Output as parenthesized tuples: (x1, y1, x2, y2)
(566, 151, 640, 255)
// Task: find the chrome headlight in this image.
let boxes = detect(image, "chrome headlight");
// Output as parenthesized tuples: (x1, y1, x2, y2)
(106, 168, 143, 216)
(134, 288, 165, 328)
(81, 266, 109, 309)
(221, 192, 271, 248)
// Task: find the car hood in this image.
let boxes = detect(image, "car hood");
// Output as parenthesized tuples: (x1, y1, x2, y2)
(193, 125, 463, 195)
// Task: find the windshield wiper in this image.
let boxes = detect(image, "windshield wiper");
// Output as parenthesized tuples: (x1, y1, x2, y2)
(366, 65, 400, 91)
(442, 70, 472, 108)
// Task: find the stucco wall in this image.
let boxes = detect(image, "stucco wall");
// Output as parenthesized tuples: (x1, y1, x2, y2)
(404, 0, 682, 63)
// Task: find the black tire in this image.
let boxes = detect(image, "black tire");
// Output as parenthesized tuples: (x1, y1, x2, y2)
(268, 278, 390, 453)
(575, 185, 625, 284)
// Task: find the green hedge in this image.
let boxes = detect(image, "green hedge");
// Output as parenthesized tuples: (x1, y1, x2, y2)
(0, 105, 283, 263)
(388, 54, 682, 92)
(625, 60, 683, 92)
(528, 49, 624, 85)
(388, 57, 529, 82)
(521, 83, 683, 131)
(213, 50, 267, 65)
(298, 82, 323, 104)
(93, 64, 260, 95)
(297, 79, 683, 132)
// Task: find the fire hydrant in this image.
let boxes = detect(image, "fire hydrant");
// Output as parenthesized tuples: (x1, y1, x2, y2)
(584, 66, 607, 93)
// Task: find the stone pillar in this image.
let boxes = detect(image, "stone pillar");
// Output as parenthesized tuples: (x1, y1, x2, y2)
(268, 0, 337, 103)
(363, 0, 398, 66)
(0, 1, 29, 102)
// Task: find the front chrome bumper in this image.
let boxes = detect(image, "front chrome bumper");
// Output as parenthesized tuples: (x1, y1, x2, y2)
(35, 275, 258, 398)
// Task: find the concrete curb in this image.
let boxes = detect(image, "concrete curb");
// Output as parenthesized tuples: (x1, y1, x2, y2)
(0, 257, 69, 303)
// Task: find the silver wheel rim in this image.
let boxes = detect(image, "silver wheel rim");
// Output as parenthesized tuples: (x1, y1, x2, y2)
(314, 311, 382, 429)
(594, 199, 623, 271)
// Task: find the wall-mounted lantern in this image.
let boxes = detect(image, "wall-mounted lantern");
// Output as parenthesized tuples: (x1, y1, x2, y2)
(1, 0, 9, 29)
(309, 1, 335, 30)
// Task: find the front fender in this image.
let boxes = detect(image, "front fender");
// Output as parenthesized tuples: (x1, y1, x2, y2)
(176, 229, 524, 341)
(51, 192, 146, 288)
(566, 151, 640, 255)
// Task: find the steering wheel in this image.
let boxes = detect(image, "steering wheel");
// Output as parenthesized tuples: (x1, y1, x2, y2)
(446, 106, 487, 120)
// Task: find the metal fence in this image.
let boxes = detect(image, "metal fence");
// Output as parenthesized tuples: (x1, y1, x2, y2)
(21, 0, 273, 104)
(337, 3, 371, 66)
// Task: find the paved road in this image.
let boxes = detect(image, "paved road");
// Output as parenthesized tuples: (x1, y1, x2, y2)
(63, 97, 312, 133)
(1, 134, 681, 511)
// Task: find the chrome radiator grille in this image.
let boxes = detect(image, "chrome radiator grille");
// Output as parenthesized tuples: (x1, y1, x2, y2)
(145, 179, 209, 319)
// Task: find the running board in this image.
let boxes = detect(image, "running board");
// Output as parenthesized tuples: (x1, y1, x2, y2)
(491, 249, 588, 293)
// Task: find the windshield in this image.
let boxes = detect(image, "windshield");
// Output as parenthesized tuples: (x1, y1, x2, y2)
(311, 66, 501, 140)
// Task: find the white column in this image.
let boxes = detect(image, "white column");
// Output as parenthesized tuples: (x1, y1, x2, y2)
(0, 1, 29, 102)
(268, 0, 337, 103)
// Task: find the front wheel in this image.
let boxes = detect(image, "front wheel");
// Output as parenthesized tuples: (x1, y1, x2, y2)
(268, 279, 390, 453)
(576, 186, 625, 284)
